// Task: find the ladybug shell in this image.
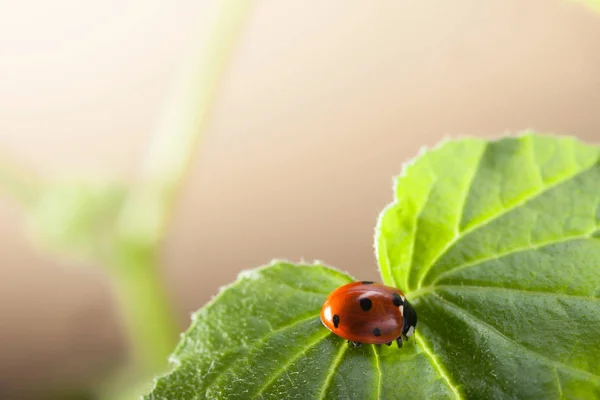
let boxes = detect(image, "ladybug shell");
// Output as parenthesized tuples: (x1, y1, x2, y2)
(320, 281, 407, 344)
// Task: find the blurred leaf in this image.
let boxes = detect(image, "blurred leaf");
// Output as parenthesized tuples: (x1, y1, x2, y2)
(145, 134, 600, 399)
(26, 180, 127, 263)
(572, 0, 600, 13)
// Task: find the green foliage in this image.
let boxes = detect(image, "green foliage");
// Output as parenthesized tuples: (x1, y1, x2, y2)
(147, 133, 600, 399)
(145, 262, 455, 400)
(377, 134, 600, 399)
(573, 0, 600, 13)
(0, 4, 255, 398)
(26, 180, 127, 262)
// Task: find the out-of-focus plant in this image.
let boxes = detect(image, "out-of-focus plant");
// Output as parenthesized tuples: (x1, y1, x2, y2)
(0, 1, 253, 399)
(576, 0, 600, 13)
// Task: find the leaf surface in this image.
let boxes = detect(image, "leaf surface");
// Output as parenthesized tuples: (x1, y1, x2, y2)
(377, 134, 600, 399)
(146, 134, 600, 399)
(145, 262, 455, 399)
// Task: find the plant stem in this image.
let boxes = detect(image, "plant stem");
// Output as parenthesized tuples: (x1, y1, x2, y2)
(116, 1, 254, 247)
(109, 248, 178, 373)
(111, 0, 255, 377)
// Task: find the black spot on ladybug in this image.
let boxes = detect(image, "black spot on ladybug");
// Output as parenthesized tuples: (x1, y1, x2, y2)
(359, 298, 372, 311)
(333, 314, 340, 328)
(392, 293, 403, 307)
(373, 327, 381, 337)
(361, 281, 374, 284)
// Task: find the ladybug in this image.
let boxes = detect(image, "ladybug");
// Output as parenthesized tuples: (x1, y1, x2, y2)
(320, 281, 417, 348)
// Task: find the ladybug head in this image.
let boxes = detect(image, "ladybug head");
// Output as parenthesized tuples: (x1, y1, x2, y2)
(401, 299, 417, 338)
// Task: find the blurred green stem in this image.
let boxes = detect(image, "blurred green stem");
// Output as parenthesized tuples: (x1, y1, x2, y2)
(111, 0, 255, 376)
(109, 248, 176, 373)
(117, 1, 254, 246)
(0, 0, 255, 386)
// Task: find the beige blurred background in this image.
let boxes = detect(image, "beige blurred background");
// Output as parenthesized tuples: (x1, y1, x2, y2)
(1, 0, 600, 398)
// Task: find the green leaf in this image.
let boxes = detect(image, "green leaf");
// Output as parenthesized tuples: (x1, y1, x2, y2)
(145, 134, 600, 399)
(26, 180, 127, 262)
(571, 0, 600, 14)
(377, 133, 600, 399)
(145, 262, 455, 399)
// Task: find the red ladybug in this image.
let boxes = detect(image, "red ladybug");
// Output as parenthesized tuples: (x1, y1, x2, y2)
(320, 281, 417, 347)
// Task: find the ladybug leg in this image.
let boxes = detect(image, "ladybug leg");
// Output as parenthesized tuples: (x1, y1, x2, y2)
(352, 341, 362, 347)
(396, 337, 403, 348)
(385, 342, 392, 346)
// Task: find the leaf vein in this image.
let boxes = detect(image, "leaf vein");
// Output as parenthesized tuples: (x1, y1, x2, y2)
(404, 181, 436, 290)
(415, 333, 463, 400)
(417, 159, 598, 289)
(371, 345, 382, 400)
(318, 342, 348, 400)
(202, 313, 322, 395)
(414, 143, 486, 290)
(433, 293, 600, 381)
(251, 329, 332, 399)
(429, 233, 595, 286)
(454, 141, 487, 236)
(554, 368, 563, 399)
(433, 284, 600, 302)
